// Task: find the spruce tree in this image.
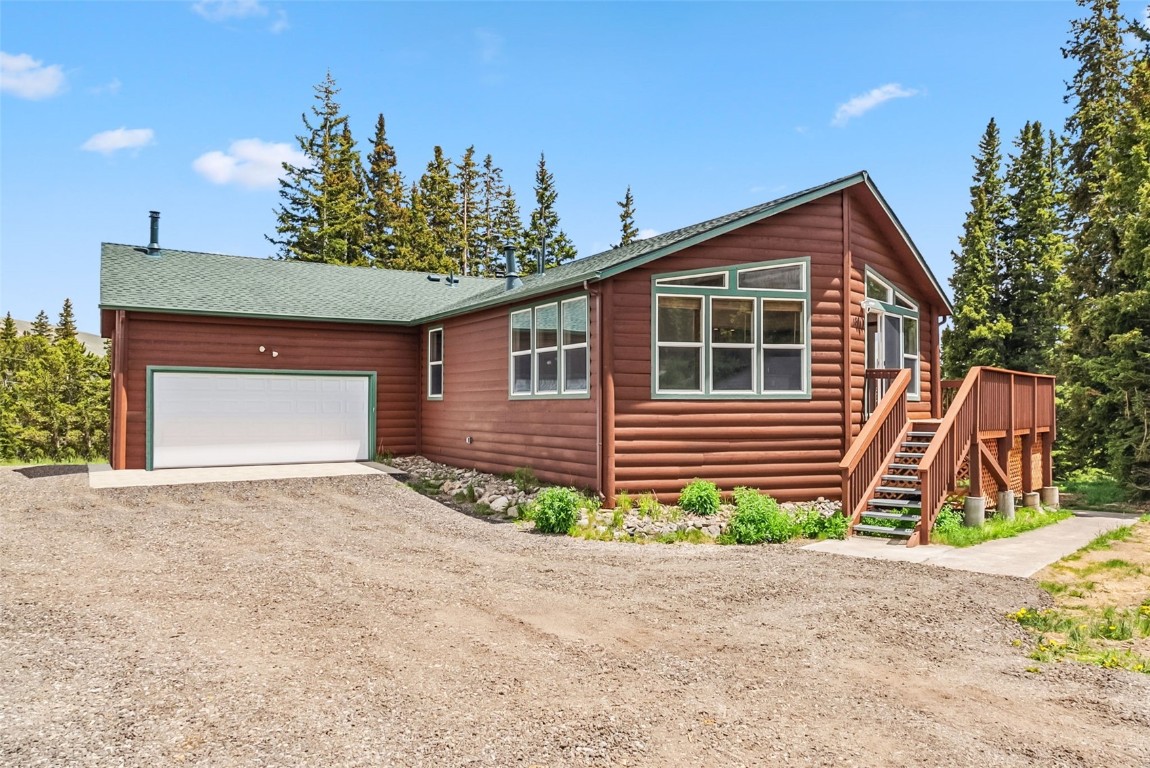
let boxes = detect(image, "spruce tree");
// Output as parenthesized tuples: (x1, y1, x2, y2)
(29, 310, 52, 339)
(942, 118, 1012, 378)
(268, 72, 369, 265)
(55, 298, 78, 342)
(616, 186, 639, 247)
(494, 185, 525, 272)
(473, 154, 503, 275)
(522, 153, 577, 270)
(365, 113, 406, 268)
(455, 146, 480, 275)
(1001, 122, 1068, 372)
(416, 146, 462, 273)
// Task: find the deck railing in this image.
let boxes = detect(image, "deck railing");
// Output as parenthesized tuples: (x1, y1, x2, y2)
(841, 369, 912, 524)
(863, 368, 904, 422)
(916, 367, 1057, 545)
(940, 379, 961, 416)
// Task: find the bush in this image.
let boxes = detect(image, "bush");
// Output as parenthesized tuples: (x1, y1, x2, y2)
(805, 509, 848, 540)
(678, 478, 721, 516)
(726, 487, 794, 544)
(614, 490, 633, 512)
(533, 487, 581, 534)
(511, 466, 539, 493)
(932, 501, 964, 535)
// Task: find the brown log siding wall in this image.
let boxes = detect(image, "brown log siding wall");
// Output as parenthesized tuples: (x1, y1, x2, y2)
(609, 195, 850, 502)
(114, 312, 419, 469)
(848, 199, 939, 420)
(418, 291, 599, 490)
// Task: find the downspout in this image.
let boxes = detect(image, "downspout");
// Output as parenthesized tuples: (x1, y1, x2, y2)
(589, 280, 602, 499)
(601, 279, 616, 505)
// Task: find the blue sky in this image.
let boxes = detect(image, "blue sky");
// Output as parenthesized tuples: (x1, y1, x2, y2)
(1, 1, 1138, 333)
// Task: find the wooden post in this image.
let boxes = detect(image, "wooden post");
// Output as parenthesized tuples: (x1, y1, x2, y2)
(1041, 431, 1054, 488)
(1020, 432, 1035, 493)
(931, 307, 942, 419)
(969, 379, 982, 498)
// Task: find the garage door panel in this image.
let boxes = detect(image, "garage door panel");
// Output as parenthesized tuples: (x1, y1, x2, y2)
(152, 372, 371, 469)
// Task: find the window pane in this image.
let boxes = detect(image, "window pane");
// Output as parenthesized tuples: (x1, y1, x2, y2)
(713, 348, 753, 391)
(562, 298, 588, 346)
(429, 364, 443, 396)
(762, 300, 804, 345)
(903, 317, 918, 353)
(657, 296, 702, 343)
(738, 264, 802, 290)
(657, 346, 701, 391)
(655, 272, 727, 288)
(512, 355, 532, 394)
(511, 311, 532, 353)
(884, 314, 901, 370)
(904, 355, 920, 394)
(895, 292, 916, 310)
(535, 304, 558, 349)
(763, 348, 803, 391)
(866, 274, 891, 302)
(429, 330, 443, 363)
(711, 298, 753, 344)
(564, 347, 588, 392)
(536, 349, 558, 393)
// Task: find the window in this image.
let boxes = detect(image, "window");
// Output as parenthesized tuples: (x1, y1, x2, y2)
(427, 328, 444, 399)
(653, 257, 810, 398)
(863, 268, 921, 398)
(509, 296, 590, 397)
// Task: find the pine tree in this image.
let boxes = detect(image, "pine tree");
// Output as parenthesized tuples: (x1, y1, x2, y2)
(267, 72, 369, 266)
(415, 146, 462, 273)
(55, 298, 78, 342)
(522, 153, 577, 271)
(1000, 122, 1069, 372)
(29, 310, 52, 339)
(472, 155, 502, 275)
(455, 146, 481, 276)
(365, 113, 406, 268)
(616, 186, 639, 247)
(942, 118, 1012, 378)
(494, 185, 525, 272)
(1, 313, 16, 344)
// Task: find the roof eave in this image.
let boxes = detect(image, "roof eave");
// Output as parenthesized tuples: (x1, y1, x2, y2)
(97, 304, 417, 327)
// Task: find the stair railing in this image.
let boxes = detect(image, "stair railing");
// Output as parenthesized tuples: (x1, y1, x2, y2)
(841, 368, 911, 525)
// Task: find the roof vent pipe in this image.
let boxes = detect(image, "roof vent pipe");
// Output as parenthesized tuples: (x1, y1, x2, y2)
(504, 243, 522, 291)
(538, 230, 546, 275)
(147, 211, 160, 254)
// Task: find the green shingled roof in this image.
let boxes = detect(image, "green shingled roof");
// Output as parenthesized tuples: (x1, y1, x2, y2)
(100, 172, 951, 325)
(100, 244, 500, 325)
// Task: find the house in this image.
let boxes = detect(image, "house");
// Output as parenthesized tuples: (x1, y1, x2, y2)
(100, 172, 1056, 545)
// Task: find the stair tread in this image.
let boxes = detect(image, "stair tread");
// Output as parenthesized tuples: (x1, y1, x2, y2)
(853, 524, 914, 537)
(869, 498, 922, 509)
(895, 452, 924, 459)
(875, 485, 922, 495)
(888, 463, 921, 470)
(882, 474, 921, 482)
(863, 511, 922, 522)
(908, 431, 937, 437)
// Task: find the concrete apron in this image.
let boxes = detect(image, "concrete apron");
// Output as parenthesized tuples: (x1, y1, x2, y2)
(803, 510, 1135, 578)
(87, 461, 403, 489)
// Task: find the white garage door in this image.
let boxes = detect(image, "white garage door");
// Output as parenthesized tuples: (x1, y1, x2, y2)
(151, 371, 372, 469)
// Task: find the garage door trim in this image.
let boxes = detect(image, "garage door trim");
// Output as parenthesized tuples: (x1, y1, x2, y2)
(145, 366, 377, 471)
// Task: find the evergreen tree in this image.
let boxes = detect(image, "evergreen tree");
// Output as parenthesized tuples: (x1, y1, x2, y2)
(55, 298, 78, 342)
(415, 146, 462, 273)
(268, 72, 369, 265)
(616, 186, 639, 247)
(455, 146, 481, 275)
(1000, 122, 1069, 372)
(2, 313, 16, 344)
(942, 118, 1012, 378)
(472, 154, 502, 275)
(494, 185, 525, 272)
(29, 310, 52, 339)
(522, 153, 577, 270)
(365, 113, 406, 268)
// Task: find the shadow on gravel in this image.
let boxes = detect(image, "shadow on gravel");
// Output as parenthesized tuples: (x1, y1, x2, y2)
(13, 465, 89, 480)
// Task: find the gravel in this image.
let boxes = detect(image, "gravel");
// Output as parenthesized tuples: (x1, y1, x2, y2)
(2, 466, 1147, 767)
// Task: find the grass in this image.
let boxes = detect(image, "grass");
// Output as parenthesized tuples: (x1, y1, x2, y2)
(1, 457, 103, 466)
(1060, 468, 1128, 508)
(931, 505, 1071, 547)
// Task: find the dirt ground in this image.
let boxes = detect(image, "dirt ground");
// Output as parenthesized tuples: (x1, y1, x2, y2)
(2, 468, 1148, 767)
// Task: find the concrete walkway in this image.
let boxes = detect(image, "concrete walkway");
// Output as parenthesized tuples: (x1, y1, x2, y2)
(802, 510, 1136, 578)
(87, 461, 406, 489)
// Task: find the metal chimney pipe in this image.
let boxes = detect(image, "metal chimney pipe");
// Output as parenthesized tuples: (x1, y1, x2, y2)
(148, 211, 160, 253)
(504, 243, 522, 291)
(539, 230, 546, 274)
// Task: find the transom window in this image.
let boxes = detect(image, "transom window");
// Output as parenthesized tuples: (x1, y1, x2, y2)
(427, 328, 443, 399)
(653, 257, 810, 398)
(510, 296, 589, 398)
(864, 267, 921, 399)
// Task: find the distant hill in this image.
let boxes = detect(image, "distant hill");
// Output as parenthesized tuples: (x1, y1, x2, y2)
(12, 319, 106, 356)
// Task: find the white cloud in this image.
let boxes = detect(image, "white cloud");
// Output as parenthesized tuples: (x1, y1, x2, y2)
(637, 228, 658, 240)
(832, 83, 918, 127)
(192, 138, 306, 189)
(0, 52, 66, 100)
(270, 9, 289, 34)
(475, 28, 503, 63)
(89, 78, 122, 96)
(192, 0, 268, 21)
(82, 127, 155, 154)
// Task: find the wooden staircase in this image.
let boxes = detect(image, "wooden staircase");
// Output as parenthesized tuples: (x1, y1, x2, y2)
(851, 426, 934, 540)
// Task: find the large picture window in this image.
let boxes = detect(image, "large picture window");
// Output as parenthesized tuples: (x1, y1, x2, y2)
(509, 295, 589, 398)
(653, 258, 810, 398)
(864, 268, 921, 398)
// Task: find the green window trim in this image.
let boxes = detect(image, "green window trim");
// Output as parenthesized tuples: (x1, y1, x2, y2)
(144, 366, 378, 471)
(427, 327, 444, 400)
(651, 256, 812, 400)
(508, 293, 591, 400)
(862, 266, 922, 400)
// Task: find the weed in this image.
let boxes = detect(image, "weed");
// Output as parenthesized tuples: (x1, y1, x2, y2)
(407, 477, 444, 495)
(611, 507, 625, 529)
(473, 502, 493, 516)
(375, 450, 395, 464)
(931, 506, 1071, 547)
(637, 492, 661, 519)
(1039, 581, 1069, 595)
(678, 479, 721, 517)
(725, 487, 793, 544)
(615, 490, 633, 512)
(533, 487, 581, 534)
(932, 503, 964, 535)
(1080, 525, 1135, 552)
(510, 466, 539, 493)
(654, 528, 714, 545)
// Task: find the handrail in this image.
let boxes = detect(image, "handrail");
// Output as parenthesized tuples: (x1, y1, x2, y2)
(841, 369, 911, 523)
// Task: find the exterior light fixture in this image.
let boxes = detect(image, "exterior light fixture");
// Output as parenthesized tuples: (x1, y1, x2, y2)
(861, 298, 882, 315)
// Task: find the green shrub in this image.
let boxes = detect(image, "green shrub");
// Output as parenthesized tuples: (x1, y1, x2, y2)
(806, 510, 848, 540)
(932, 501, 963, 535)
(1061, 467, 1127, 506)
(637, 492, 661, 518)
(678, 478, 721, 516)
(511, 466, 539, 493)
(533, 487, 581, 534)
(614, 490, 633, 512)
(726, 487, 794, 544)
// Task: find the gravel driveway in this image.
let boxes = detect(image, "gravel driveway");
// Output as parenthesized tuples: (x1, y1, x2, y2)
(2, 468, 1147, 767)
